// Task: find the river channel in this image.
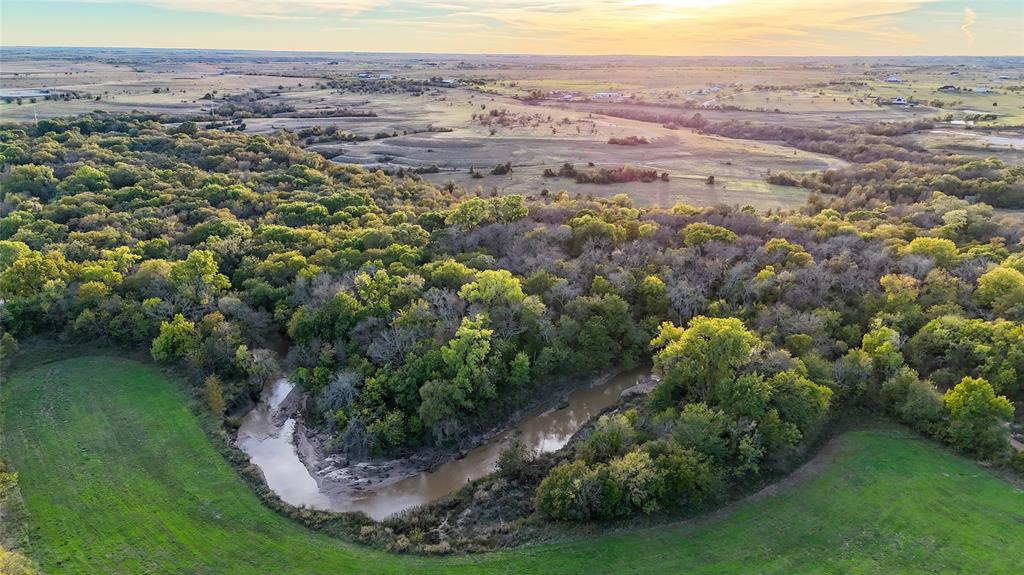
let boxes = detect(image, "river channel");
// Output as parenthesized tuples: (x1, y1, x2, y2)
(236, 367, 650, 520)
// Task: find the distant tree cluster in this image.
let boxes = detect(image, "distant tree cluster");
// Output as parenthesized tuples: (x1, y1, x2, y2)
(543, 163, 668, 184)
(607, 136, 649, 146)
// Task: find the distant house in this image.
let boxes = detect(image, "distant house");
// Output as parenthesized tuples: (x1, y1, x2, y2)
(591, 92, 622, 101)
(973, 86, 993, 93)
(937, 85, 958, 93)
(885, 75, 904, 83)
(890, 97, 908, 105)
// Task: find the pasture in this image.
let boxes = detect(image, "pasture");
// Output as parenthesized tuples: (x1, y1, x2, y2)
(3, 356, 1022, 575)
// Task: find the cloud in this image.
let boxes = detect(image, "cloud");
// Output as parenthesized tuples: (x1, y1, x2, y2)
(443, 1, 934, 53)
(961, 6, 977, 45)
(138, 0, 387, 19)
(24, 0, 955, 54)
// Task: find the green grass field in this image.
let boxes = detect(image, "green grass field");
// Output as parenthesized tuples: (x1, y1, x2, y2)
(3, 356, 1023, 574)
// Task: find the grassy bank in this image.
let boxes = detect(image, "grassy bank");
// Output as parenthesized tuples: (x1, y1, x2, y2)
(2, 356, 1022, 574)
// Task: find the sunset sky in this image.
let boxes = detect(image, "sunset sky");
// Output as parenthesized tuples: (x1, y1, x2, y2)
(2, 0, 1022, 56)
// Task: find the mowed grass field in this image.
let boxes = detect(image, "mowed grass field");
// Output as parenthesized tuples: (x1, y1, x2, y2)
(3, 356, 1023, 574)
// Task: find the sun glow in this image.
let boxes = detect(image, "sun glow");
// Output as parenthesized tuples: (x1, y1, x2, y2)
(2, 0, 1020, 55)
(631, 0, 730, 8)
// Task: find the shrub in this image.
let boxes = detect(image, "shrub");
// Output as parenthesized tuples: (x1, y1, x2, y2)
(535, 460, 595, 520)
(496, 440, 537, 480)
(203, 375, 226, 417)
(681, 223, 738, 247)
(943, 376, 1014, 456)
(579, 413, 636, 464)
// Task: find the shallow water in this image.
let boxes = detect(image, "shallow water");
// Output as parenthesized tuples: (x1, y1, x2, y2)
(236, 368, 650, 520)
(930, 129, 1024, 147)
(235, 379, 336, 509)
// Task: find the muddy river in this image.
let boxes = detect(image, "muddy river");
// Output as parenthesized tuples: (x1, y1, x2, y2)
(236, 367, 650, 520)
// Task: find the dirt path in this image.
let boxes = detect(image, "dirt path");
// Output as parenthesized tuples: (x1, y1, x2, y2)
(684, 433, 852, 528)
(1009, 435, 1024, 452)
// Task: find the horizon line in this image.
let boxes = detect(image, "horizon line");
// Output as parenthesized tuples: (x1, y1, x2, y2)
(3, 45, 1022, 60)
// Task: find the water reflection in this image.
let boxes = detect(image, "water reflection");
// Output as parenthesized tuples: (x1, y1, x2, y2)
(236, 379, 336, 509)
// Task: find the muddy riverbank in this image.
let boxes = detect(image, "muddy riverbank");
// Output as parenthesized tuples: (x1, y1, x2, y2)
(236, 367, 653, 520)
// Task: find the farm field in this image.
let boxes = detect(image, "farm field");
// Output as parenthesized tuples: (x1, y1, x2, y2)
(3, 356, 1022, 575)
(5, 50, 1020, 210)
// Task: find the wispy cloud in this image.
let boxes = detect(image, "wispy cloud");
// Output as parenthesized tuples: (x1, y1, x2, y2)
(14, 0, 1021, 55)
(961, 6, 977, 45)
(139, 0, 387, 19)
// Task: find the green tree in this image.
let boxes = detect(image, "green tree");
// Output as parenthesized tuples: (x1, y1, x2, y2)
(418, 315, 494, 439)
(975, 266, 1024, 320)
(645, 440, 716, 508)
(534, 460, 594, 520)
(169, 250, 230, 308)
(875, 274, 924, 332)
(0, 240, 31, 270)
(0, 251, 68, 300)
(458, 269, 526, 305)
(943, 376, 1014, 456)
(681, 223, 738, 248)
(650, 316, 756, 406)
(426, 259, 475, 289)
(768, 370, 832, 435)
(671, 402, 730, 462)
(580, 413, 636, 464)
(861, 325, 903, 380)
(902, 237, 960, 267)
(637, 275, 669, 318)
(354, 269, 402, 316)
(568, 214, 625, 254)
(907, 316, 1024, 395)
(2, 164, 57, 200)
(607, 449, 663, 515)
(832, 348, 874, 403)
(57, 165, 110, 195)
(151, 314, 199, 362)
(716, 372, 772, 419)
(0, 332, 19, 369)
(445, 197, 490, 230)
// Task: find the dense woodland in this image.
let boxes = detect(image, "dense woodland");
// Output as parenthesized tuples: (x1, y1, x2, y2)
(0, 114, 1021, 537)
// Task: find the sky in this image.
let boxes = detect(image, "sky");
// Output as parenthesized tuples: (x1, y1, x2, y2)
(1, 0, 1022, 56)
